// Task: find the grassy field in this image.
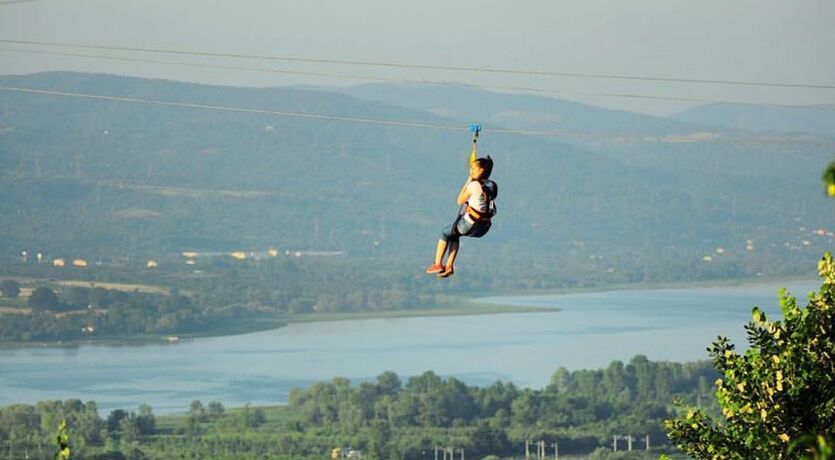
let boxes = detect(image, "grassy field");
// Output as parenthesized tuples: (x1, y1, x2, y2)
(155, 404, 295, 432)
(54, 280, 170, 295)
(0, 296, 28, 308)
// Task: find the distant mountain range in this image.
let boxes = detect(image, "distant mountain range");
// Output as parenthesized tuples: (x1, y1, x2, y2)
(0, 72, 832, 275)
(671, 103, 835, 138)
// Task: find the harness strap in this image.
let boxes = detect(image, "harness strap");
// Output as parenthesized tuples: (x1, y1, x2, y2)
(467, 205, 492, 222)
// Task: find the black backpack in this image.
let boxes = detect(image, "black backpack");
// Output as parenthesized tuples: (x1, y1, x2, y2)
(482, 180, 498, 218)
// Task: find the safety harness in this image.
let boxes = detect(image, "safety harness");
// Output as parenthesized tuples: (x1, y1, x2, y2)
(466, 179, 498, 222)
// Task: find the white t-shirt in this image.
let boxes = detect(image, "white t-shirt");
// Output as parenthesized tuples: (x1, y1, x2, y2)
(466, 181, 488, 213)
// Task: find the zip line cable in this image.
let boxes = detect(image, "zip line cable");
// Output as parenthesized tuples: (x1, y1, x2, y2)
(2, 38, 834, 91)
(1, 85, 831, 147)
(0, 0, 45, 4)
(3, 47, 833, 111)
(0, 85, 580, 137)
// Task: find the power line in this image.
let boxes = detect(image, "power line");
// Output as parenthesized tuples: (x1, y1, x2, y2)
(0, 0, 46, 4)
(1, 85, 831, 147)
(2, 47, 833, 110)
(2, 38, 834, 91)
(0, 85, 583, 137)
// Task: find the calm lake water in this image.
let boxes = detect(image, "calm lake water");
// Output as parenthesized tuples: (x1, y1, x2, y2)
(0, 279, 818, 414)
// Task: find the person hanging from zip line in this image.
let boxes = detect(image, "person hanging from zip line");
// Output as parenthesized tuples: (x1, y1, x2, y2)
(425, 125, 498, 278)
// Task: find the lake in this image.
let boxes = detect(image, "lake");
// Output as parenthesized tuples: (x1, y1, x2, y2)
(0, 279, 818, 414)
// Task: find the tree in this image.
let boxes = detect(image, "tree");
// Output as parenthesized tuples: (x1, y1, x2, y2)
(28, 287, 60, 311)
(240, 404, 266, 428)
(207, 401, 224, 419)
(118, 416, 140, 443)
(0, 279, 20, 298)
(469, 420, 510, 458)
(106, 410, 128, 436)
(66, 286, 91, 309)
(822, 161, 835, 196)
(377, 371, 402, 397)
(136, 404, 155, 435)
(188, 400, 206, 422)
(665, 253, 835, 459)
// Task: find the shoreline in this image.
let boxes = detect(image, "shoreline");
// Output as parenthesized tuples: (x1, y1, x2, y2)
(0, 302, 554, 349)
(0, 274, 817, 349)
(473, 274, 817, 299)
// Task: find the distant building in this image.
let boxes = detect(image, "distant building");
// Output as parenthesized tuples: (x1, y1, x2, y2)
(53, 259, 66, 267)
(73, 259, 88, 267)
(146, 260, 158, 268)
(230, 251, 247, 260)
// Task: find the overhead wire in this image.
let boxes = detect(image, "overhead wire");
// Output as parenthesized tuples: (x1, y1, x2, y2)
(2, 38, 834, 91)
(0, 85, 582, 137)
(2, 46, 833, 111)
(0, 0, 46, 4)
(1, 85, 832, 147)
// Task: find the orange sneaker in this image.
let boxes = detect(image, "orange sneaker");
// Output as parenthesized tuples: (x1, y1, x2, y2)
(425, 264, 444, 274)
(438, 265, 454, 278)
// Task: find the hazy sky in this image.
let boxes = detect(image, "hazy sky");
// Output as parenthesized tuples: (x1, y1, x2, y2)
(1, 0, 833, 115)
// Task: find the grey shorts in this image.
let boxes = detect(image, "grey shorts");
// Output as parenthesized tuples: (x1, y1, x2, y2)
(441, 215, 491, 243)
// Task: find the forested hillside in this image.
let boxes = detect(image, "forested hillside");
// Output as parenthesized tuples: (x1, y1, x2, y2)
(1, 72, 831, 272)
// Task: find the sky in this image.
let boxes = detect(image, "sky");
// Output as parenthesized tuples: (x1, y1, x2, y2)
(0, 0, 833, 116)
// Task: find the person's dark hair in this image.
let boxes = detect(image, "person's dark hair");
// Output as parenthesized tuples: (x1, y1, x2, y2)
(475, 156, 493, 179)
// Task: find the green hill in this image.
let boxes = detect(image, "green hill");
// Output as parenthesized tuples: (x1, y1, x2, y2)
(0, 72, 831, 279)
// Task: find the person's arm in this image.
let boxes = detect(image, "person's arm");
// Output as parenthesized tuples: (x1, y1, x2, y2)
(456, 178, 473, 205)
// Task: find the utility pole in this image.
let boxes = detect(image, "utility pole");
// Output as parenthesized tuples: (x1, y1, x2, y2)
(645, 434, 651, 450)
(525, 439, 550, 459)
(613, 435, 618, 452)
(313, 216, 320, 249)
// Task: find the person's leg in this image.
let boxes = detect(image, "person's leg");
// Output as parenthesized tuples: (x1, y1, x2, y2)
(434, 239, 447, 266)
(426, 238, 447, 273)
(445, 240, 460, 268)
(428, 219, 459, 273)
(439, 218, 473, 277)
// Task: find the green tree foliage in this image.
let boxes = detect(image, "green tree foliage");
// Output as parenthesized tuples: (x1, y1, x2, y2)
(54, 419, 70, 459)
(29, 287, 60, 312)
(0, 279, 21, 298)
(188, 400, 207, 422)
(136, 404, 155, 435)
(1, 356, 709, 459)
(207, 401, 225, 419)
(822, 160, 835, 196)
(107, 410, 128, 436)
(0, 284, 235, 342)
(665, 253, 835, 459)
(240, 404, 266, 429)
(118, 416, 140, 443)
(285, 359, 717, 457)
